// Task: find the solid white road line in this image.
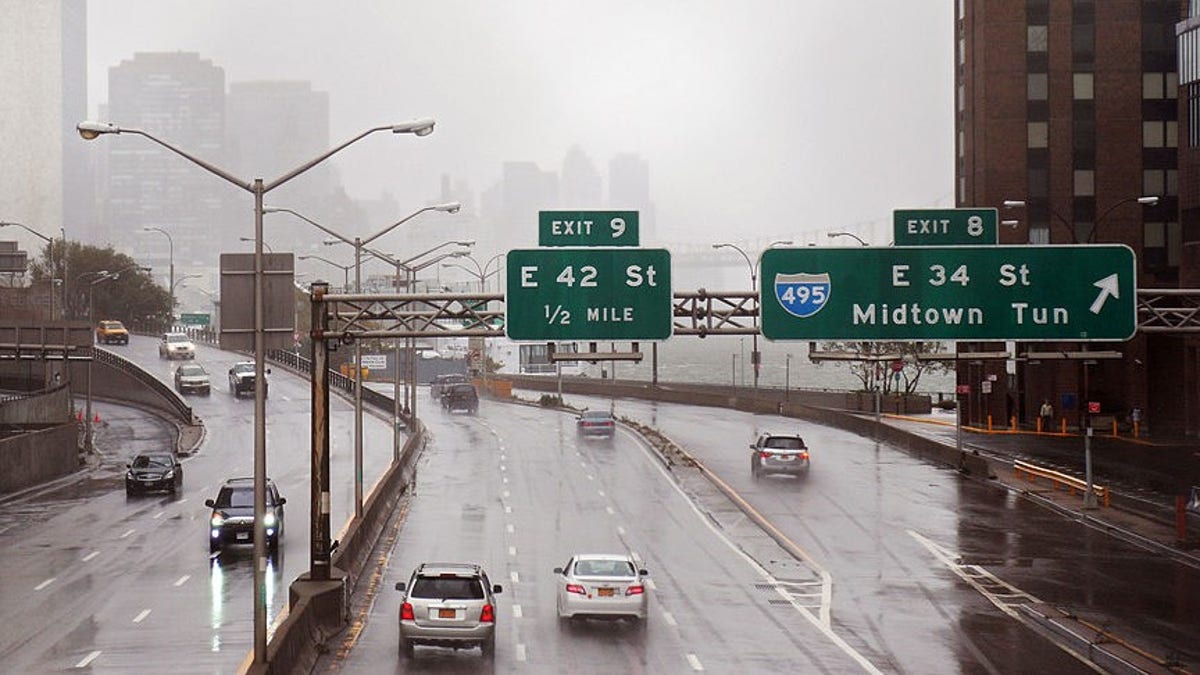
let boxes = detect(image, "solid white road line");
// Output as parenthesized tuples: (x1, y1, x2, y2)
(174, 575, 191, 587)
(81, 551, 99, 562)
(686, 653, 705, 671)
(75, 650, 101, 668)
(35, 578, 55, 591)
(133, 609, 151, 623)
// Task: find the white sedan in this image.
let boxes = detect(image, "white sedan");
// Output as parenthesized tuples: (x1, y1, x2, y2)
(553, 553, 648, 625)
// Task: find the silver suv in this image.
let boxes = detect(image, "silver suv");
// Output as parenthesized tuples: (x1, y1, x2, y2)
(394, 562, 502, 659)
(750, 432, 810, 479)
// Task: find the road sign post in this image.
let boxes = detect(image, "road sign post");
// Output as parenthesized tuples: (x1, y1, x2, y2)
(760, 245, 1136, 341)
(893, 208, 999, 245)
(505, 248, 671, 341)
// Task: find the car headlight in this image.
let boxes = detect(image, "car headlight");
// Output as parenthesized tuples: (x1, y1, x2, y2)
(164, 470, 175, 479)
(263, 513, 276, 527)
(211, 514, 224, 527)
(126, 470, 134, 479)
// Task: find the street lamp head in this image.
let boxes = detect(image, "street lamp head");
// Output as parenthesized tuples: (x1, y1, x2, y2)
(1137, 196, 1159, 206)
(392, 118, 436, 137)
(76, 121, 118, 140)
(456, 239, 475, 247)
(1003, 200, 1026, 208)
(712, 243, 729, 250)
(432, 201, 461, 214)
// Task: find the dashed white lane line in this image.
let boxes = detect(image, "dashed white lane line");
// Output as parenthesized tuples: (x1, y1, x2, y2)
(132, 609, 151, 624)
(508, 546, 517, 557)
(661, 609, 676, 625)
(512, 604, 523, 618)
(631, 550, 642, 563)
(605, 506, 615, 515)
(504, 505, 512, 514)
(35, 578, 56, 591)
(598, 490, 605, 496)
(686, 653, 705, 671)
(510, 571, 520, 584)
(587, 474, 595, 481)
(500, 464, 507, 472)
(120, 528, 135, 539)
(644, 578, 656, 591)
(81, 551, 99, 562)
(152, 511, 164, 519)
(75, 650, 101, 668)
(617, 526, 626, 535)
(506, 524, 515, 534)
(503, 490, 510, 498)
(502, 476, 509, 484)
(174, 575, 191, 587)
(515, 643, 527, 661)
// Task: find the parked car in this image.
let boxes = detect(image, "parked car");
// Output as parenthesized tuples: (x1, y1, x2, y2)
(95, 320, 129, 345)
(430, 373, 469, 399)
(174, 363, 211, 395)
(576, 410, 616, 440)
(125, 452, 183, 496)
(441, 382, 478, 414)
(158, 332, 196, 359)
(395, 562, 502, 658)
(204, 477, 286, 553)
(228, 361, 268, 398)
(554, 553, 648, 625)
(750, 432, 810, 479)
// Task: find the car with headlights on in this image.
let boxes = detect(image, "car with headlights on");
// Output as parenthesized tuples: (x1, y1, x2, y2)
(554, 553, 648, 625)
(125, 452, 182, 496)
(174, 363, 210, 395)
(576, 410, 616, 440)
(228, 361, 268, 398)
(204, 477, 285, 554)
(158, 331, 196, 359)
(750, 432, 810, 479)
(395, 562, 502, 659)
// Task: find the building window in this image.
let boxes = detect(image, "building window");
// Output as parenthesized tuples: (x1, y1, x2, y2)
(1144, 73, 1164, 99)
(1028, 25, 1048, 52)
(958, 176, 967, 203)
(1168, 120, 1179, 147)
(1075, 221, 1095, 244)
(959, 38, 966, 66)
(1028, 73, 1049, 100)
(1144, 168, 1179, 197)
(1074, 170, 1095, 196)
(1073, 73, 1094, 99)
(958, 130, 965, 158)
(1144, 221, 1182, 268)
(1028, 122, 1049, 148)
(958, 84, 965, 112)
(1167, 72, 1178, 98)
(1144, 121, 1165, 147)
(1029, 225, 1050, 245)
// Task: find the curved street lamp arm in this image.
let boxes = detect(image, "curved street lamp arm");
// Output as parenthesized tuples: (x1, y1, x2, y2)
(263, 207, 354, 246)
(364, 202, 460, 248)
(264, 120, 433, 192)
(119, 127, 253, 191)
(0, 221, 53, 244)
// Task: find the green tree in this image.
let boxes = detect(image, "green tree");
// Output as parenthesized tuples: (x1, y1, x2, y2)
(29, 240, 170, 326)
(816, 341, 952, 394)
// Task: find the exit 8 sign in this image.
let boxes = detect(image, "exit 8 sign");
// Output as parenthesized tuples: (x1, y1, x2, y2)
(505, 248, 672, 341)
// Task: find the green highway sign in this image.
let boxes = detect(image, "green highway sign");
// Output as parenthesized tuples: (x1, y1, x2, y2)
(179, 312, 210, 326)
(893, 208, 998, 245)
(760, 245, 1136, 341)
(506, 248, 671, 340)
(539, 211, 639, 247)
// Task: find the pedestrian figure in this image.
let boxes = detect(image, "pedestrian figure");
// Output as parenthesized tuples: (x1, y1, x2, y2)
(1039, 399, 1054, 431)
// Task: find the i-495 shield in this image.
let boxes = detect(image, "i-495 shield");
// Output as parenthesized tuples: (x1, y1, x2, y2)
(774, 272, 831, 318)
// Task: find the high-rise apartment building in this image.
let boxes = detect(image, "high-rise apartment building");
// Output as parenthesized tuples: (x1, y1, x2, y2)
(956, 1, 1192, 433)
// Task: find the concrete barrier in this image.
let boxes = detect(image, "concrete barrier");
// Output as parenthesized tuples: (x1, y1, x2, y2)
(0, 425, 79, 493)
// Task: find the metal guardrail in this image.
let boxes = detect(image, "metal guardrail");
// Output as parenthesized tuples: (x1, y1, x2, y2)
(1013, 459, 1110, 507)
(265, 348, 406, 426)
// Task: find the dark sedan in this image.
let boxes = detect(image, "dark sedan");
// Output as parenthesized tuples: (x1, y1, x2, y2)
(125, 452, 183, 496)
(576, 410, 616, 440)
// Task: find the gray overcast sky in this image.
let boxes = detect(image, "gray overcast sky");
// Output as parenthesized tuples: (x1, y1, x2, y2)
(87, 1, 954, 244)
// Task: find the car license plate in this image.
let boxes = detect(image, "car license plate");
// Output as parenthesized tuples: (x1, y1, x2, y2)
(236, 532, 250, 540)
(598, 588, 615, 597)
(438, 608, 456, 619)
(778, 455, 794, 461)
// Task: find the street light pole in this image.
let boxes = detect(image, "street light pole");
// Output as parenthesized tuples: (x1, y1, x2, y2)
(712, 240, 792, 389)
(142, 226, 175, 326)
(1, 221, 59, 320)
(78, 116, 436, 667)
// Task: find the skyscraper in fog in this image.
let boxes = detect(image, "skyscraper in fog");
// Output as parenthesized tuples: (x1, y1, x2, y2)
(608, 152, 655, 242)
(560, 145, 602, 207)
(102, 52, 229, 267)
(0, 0, 88, 247)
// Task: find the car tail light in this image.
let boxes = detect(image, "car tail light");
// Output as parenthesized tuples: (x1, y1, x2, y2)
(759, 451, 771, 459)
(626, 584, 644, 595)
(565, 583, 586, 595)
(480, 603, 495, 623)
(400, 602, 415, 621)
(800, 451, 809, 460)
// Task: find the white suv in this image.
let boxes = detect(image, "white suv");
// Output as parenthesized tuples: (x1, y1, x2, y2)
(159, 332, 196, 359)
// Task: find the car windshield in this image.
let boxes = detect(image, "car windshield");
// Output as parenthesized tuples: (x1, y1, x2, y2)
(449, 384, 474, 394)
(581, 411, 612, 421)
(574, 559, 636, 577)
(232, 363, 254, 374)
(411, 576, 484, 599)
(101, 322, 124, 329)
(132, 455, 173, 469)
(216, 487, 254, 508)
(178, 365, 206, 376)
(764, 437, 805, 450)
(166, 334, 189, 343)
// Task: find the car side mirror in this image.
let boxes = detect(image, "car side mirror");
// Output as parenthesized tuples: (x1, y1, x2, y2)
(266, 367, 272, 375)
(394, 581, 406, 592)
(126, 463, 132, 468)
(204, 499, 215, 507)
(277, 497, 286, 506)
(639, 569, 649, 576)
(552, 567, 563, 575)
(492, 584, 503, 594)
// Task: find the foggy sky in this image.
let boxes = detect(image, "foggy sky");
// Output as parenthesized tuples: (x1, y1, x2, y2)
(87, 1, 954, 246)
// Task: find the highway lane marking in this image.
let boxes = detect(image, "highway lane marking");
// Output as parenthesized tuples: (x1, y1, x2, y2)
(508, 546, 517, 557)
(686, 653, 704, 671)
(75, 650, 101, 668)
(598, 489, 605, 496)
(504, 505, 512, 514)
(605, 506, 615, 515)
(35, 578, 55, 591)
(512, 604, 523, 618)
(633, 431, 881, 674)
(152, 511, 164, 519)
(661, 610, 676, 626)
(506, 524, 515, 534)
(515, 643, 527, 661)
(644, 578, 656, 591)
(133, 609, 151, 623)
(120, 528, 135, 538)
(500, 464, 507, 472)
(503, 490, 510, 498)
(617, 526, 626, 535)
(510, 571, 519, 584)
(631, 550, 641, 562)
(81, 551, 99, 562)
(174, 575, 191, 587)
(588, 474, 595, 481)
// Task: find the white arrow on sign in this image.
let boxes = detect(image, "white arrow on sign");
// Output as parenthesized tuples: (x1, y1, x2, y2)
(1089, 273, 1120, 314)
